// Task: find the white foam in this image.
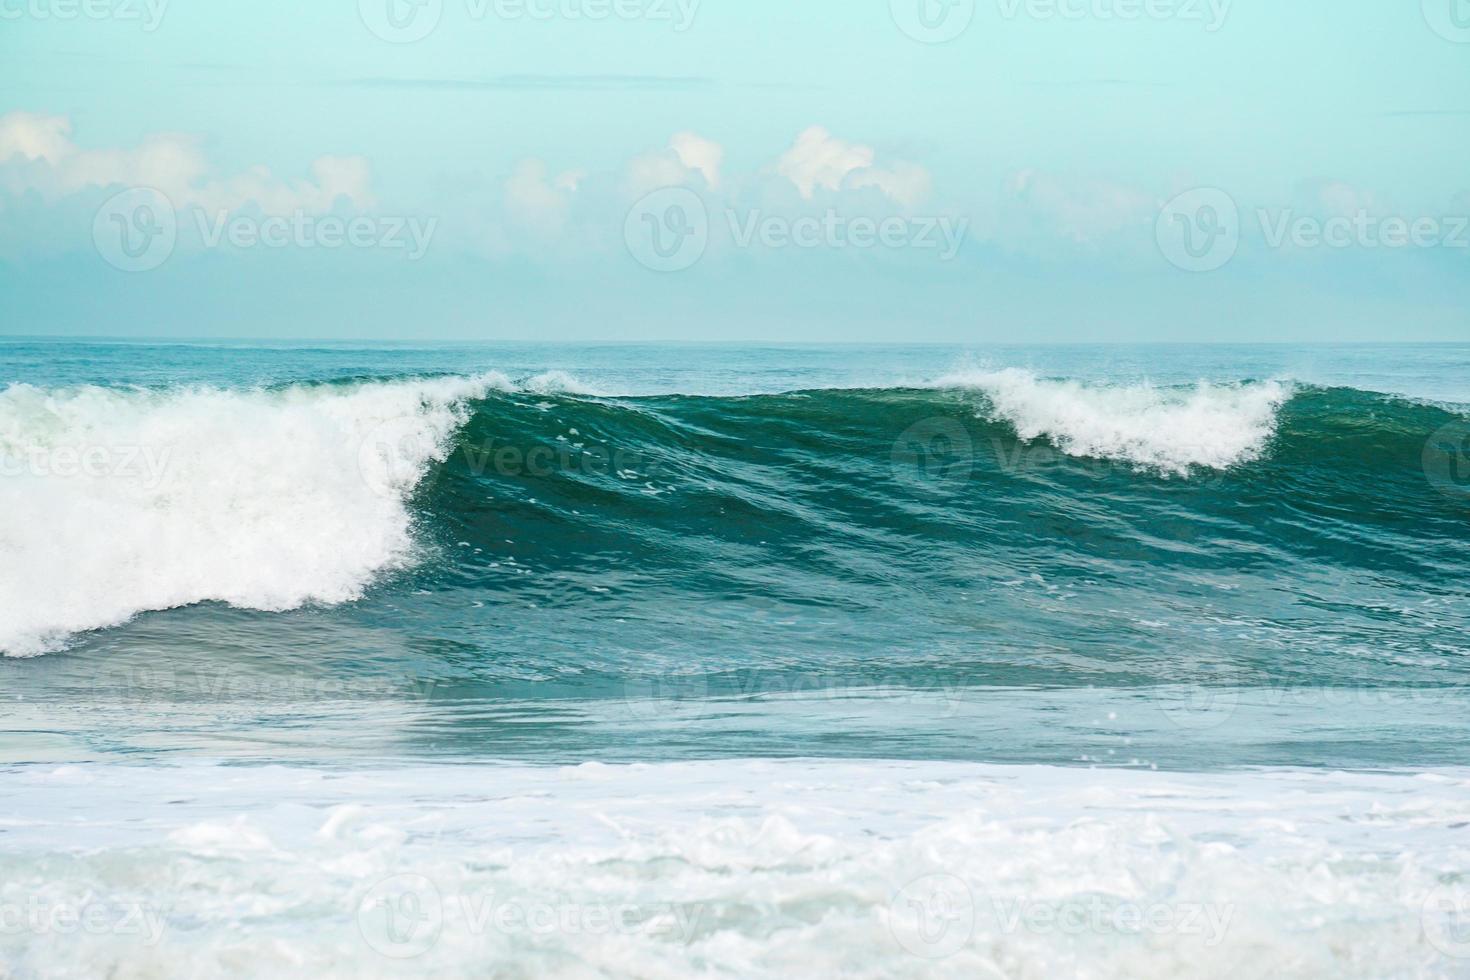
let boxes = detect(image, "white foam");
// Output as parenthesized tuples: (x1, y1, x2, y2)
(0, 374, 510, 657)
(2, 759, 1467, 977)
(522, 370, 607, 396)
(938, 368, 1290, 476)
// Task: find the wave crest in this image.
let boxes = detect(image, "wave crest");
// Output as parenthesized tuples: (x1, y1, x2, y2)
(938, 368, 1290, 475)
(0, 374, 508, 656)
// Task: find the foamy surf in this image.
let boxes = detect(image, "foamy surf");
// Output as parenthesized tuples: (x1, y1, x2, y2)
(3, 759, 1466, 978)
(0, 374, 509, 657)
(937, 368, 1290, 476)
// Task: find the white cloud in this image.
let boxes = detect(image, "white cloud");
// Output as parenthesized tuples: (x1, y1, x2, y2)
(669, 131, 722, 190)
(1005, 169, 1155, 242)
(850, 161, 932, 209)
(626, 150, 695, 196)
(0, 111, 73, 163)
(504, 158, 583, 233)
(773, 126, 931, 207)
(626, 132, 724, 196)
(0, 111, 375, 214)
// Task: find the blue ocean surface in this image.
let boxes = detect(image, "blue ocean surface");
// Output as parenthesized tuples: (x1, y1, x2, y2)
(2, 341, 1469, 976)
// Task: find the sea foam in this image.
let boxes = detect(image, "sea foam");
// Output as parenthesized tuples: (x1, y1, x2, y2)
(0, 374, 508, 657)
(938, 368, 1290, 475)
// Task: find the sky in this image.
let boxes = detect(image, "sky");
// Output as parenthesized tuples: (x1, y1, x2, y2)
(0, 0, 1467, 342)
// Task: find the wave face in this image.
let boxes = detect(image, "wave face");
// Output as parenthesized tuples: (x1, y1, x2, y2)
(2, 368, 1469, 689)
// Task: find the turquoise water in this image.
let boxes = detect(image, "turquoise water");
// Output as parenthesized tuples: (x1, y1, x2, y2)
(3, 341, 1469, 768)
(2, 342, 1469, 976)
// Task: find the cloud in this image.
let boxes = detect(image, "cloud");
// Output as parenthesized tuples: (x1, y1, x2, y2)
(1004, 169, 1155, 242)
(0, 111, 72, 163)
(0, 111, 374, 214)
(850, 162, 931, 210)
(626, 132, 724, 195)
(503, 158, 584, 233)
(669, 132, 722, 190)
(773, 126, 930, 207)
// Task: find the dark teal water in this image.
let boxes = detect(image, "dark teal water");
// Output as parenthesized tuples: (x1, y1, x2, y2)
(3, 342, 1469, 769)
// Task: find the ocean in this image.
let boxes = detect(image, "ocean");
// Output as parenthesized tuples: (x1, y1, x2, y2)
(2, 340, 1469, 977)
